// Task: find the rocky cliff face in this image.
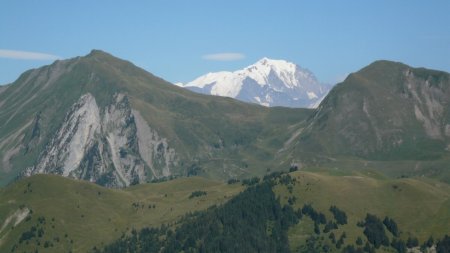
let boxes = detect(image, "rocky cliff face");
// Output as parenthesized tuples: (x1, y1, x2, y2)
(404, 69, 450, 141)
(26, 93, 177, 187)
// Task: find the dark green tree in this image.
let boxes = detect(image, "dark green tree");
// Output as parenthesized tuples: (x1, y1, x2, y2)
(383, 216, 399, 237)
(391, 238, 407, 253)
(329, 232, 336, 244)
(362, 214, 389, 248)
(406, 237, 419, 248)
(436, 235, 450, 253)
(329, 205, 347, 225)
(356, 236, 363, 246)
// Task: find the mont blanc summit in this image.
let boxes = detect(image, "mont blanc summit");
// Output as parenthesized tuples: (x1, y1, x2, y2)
(177, 58, 331, 108)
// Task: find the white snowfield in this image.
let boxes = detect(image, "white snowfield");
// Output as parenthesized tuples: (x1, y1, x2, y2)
(178, 58, 331, 108)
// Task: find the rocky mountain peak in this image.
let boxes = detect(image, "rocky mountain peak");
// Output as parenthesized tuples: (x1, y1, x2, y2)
(178, 58, 331, 108)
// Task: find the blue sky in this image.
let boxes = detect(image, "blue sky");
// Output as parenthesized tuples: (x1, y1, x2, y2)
(1, 1, 449, 85)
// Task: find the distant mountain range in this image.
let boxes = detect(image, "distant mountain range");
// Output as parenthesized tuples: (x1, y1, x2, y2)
(1, 50, 450, 187)
(176, 58, 331, 108)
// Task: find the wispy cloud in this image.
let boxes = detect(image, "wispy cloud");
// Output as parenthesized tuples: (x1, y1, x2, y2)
(202, 53, 245, 61)
(0, 49, 61, 60)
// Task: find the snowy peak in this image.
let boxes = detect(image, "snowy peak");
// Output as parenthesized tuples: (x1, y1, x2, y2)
(179, 58, 331, 108)
(250, 57, 298, 76)
(244, 57, 318, 89)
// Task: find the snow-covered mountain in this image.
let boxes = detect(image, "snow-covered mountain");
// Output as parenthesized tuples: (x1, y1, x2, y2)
(177, 58, 331, 108)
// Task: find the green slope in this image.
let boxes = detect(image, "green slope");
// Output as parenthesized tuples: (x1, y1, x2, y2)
(274, 171, 450, 251)
(0, 175, 243, 253)
(1, 172, 449, 253)
(290, 60, 450, 160)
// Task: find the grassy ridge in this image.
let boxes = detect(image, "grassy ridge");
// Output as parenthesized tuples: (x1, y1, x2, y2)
(274, 171, 450, 251)
(0, 175, 243, 253)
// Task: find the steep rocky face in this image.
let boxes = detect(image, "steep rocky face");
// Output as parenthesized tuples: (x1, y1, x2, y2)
(293, 61, 450, 159)
(26, 93, 177, 187)
(404, 69, 450, 140)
